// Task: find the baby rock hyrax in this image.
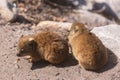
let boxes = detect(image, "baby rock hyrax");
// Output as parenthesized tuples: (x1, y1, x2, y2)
(68, 23, 108, 70)
(17, 31, 69, 64)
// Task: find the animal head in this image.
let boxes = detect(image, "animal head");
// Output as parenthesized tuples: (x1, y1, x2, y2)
(69, 22, 88, 37)
(17, 36, 37, 57)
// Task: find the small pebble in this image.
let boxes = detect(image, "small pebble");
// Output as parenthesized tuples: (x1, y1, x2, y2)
(15, 64, 20, 69)
(14, 58, 20, 64)
(55, 73, 60, 76)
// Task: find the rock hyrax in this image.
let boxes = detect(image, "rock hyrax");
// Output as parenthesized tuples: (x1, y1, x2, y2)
(17, 31, 69, 64)
(68, 23, 108, 70)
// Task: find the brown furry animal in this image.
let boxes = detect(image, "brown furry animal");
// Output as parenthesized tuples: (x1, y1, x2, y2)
(17, 31, 69, 64)
(68, 23, 108, 70)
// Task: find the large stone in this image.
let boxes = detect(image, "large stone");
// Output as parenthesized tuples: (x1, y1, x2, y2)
(32, 21, 72, 40)
(93, 0, 120, 18)
(91, 24, 120, 59)
(0, 0, 18, 22)
(81, 0, 120, 24)
(72, 10, 112, 26)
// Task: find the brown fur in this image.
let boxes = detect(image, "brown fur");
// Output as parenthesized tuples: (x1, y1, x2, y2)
(17, 31, 69, 64)
(68, 23, 108, 70)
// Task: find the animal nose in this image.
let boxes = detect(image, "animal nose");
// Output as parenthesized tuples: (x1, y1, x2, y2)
(17, 53, 21, 57)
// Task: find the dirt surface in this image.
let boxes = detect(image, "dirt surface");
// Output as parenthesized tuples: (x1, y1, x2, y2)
(0, 0, 120, 80)
(0, 22, 120, 80)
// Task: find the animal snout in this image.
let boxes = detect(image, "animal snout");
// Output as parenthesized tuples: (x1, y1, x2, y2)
(17, 53, 21, 57)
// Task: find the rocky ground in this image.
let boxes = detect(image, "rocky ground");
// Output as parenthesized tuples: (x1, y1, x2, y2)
(0, 0, 120, 80)
(0, 21, 120, 80)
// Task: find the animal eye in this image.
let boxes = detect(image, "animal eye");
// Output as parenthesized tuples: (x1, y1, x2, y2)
(75, 29, 79, 32)
(28, 40, 37, 47)
(28, 42, 34, 47)
(20, 48, 24, 53)
(29, 43, 32, 46)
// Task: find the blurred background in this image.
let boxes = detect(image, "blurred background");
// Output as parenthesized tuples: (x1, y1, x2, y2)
(3, 0, 120, 26)
(5, 0, 120, 26)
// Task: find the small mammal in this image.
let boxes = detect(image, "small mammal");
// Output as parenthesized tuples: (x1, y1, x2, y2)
(17, 31, 69, 64)
(68, 23, 108, 70)
(0, 0, 18, 22)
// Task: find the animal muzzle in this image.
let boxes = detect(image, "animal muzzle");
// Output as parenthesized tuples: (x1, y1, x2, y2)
(17, 53, 22, 57)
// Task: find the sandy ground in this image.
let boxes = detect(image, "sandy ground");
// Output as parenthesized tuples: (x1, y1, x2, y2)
(0, 21, 120, 80)
(0, 0, 120, 80)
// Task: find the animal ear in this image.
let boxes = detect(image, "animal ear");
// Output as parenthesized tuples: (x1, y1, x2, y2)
(74, 25, 79, 32)
(29, 37, 34, 41)
(84, 25, 93, 31)
(28, 38, 37, 47)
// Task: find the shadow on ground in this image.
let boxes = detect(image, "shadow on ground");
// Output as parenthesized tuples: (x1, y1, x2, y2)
(55, 54, 78, 68)
(31, 60, 49, 70)
(31, 54, 78, 70)
(96, 48, 118, 73)
(31, 48, 118, 72)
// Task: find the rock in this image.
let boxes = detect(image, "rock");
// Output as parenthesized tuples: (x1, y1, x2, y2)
(91, 24, 120, 59)
(0, 0, 18, 22)
(72, 10, 113, 26)
(44, 0, 81, 8)
(80, 0, 120, 24)
(92, 0, 120, 19)
(32, 21, 72, 40)
(15, 64, 20, 69)
(55, 72, 60, 76)
(36, 21, 72, 30)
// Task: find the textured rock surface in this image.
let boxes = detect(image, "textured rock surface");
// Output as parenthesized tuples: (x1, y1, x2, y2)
(93, 0, 120, 18)
(32, 21, 72, 40)
(81, 0, 120, 24)
(0, 0, 18, 22)
(91, 24, 120, 59)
